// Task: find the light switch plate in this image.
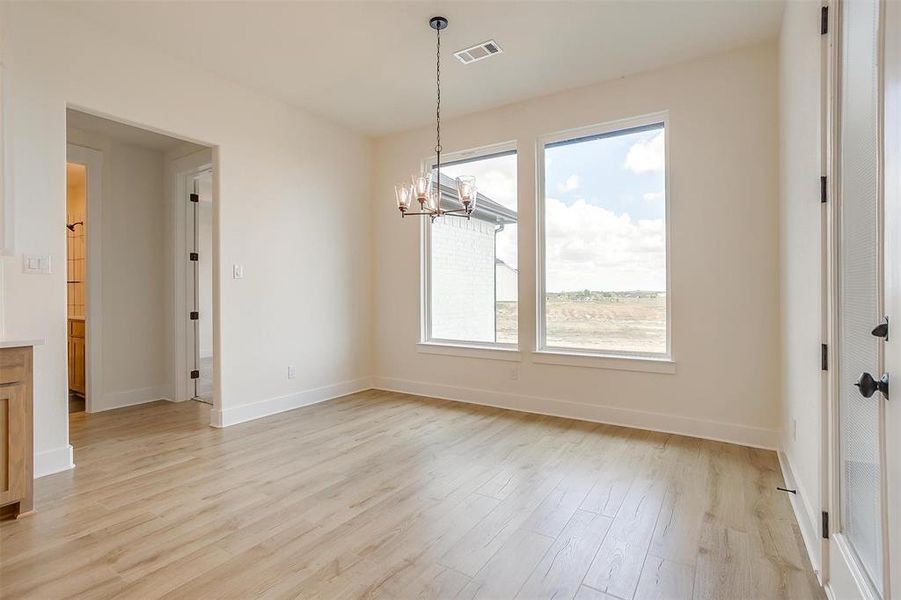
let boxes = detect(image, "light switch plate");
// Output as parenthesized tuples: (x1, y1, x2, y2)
(233, 264, 244, 279)
(23, 254, 52, 274)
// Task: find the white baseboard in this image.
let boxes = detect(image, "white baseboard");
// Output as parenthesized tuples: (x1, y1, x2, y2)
(210, 377, 372, 428)
(371, 376, 778, 449)
(777, 450, 822, 583)
(34, 444, 74, 478)
(97, 385, 169, 412)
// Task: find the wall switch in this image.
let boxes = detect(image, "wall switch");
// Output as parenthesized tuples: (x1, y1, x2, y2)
(510, 367, 519, 381)
(23, 255, 52, 274)
(288, 365, 296, 379)
(792, 418, 798, 442)
(232, 264, 244, 279)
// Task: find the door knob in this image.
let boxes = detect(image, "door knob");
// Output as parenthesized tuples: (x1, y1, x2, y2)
(855, 372, 889, 399)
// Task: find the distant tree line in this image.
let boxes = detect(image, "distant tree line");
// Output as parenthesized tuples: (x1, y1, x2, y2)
(546, 290, 665, 301)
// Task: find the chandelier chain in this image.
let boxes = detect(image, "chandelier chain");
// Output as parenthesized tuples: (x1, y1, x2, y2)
(435, 23, 441, 213)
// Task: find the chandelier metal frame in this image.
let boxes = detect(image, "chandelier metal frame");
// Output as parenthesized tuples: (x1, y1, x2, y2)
(395, 16, 477, 222)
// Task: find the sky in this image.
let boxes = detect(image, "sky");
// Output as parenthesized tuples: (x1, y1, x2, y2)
(439, 125, 666, 293)
(545, 126, 666, 292)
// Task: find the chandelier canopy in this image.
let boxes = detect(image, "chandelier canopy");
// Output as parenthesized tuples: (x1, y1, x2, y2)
(395, 17, 476, 221)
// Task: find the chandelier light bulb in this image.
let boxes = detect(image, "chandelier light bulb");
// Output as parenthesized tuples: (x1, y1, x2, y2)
(395, 183, 413, 212)
(455, 176, 477, 212)
(412, 171, 432, 205)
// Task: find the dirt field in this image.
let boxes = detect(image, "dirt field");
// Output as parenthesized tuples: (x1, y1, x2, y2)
(496, 294, 666, 353)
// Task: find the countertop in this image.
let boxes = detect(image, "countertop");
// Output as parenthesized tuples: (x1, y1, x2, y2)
(0, 338, 44, 349)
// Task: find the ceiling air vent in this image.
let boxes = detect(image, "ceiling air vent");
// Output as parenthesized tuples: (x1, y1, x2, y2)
(454, 40, 503, 65)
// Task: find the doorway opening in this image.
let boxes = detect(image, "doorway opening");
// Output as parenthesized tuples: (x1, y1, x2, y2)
(64, 108, 218, 443)
(65, 163, 87, 413)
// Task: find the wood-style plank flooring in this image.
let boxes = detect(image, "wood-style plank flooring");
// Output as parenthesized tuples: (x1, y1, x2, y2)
(0, 390, 823, 599)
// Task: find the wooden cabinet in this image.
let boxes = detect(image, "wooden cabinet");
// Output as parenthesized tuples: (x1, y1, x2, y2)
(0, 346, 34, 519)
(68, 319, 85, 395)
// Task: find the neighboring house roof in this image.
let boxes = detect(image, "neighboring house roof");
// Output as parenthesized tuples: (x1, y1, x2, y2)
(435, 173, 517, 225)
(495, 258, 518, 273)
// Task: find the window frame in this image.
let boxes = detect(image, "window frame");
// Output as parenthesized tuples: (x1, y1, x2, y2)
(535, 112, 673, 366)
(419, 140, 520, 355)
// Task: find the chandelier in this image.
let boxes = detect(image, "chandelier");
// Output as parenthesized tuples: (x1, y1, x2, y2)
(395, 16, 477, 221)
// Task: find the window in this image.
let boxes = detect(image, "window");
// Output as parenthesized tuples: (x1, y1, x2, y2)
(538, 116, 668, 357)
(423, 146, 517, 347)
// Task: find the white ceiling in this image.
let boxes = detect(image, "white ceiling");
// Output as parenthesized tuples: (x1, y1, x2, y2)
(56, 1, 784, 137)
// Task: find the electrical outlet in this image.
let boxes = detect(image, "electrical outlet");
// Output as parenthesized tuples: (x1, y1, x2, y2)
(288, 365, 296, 379)
(510, 367, 519, 381)
(233, 264, 244, 279)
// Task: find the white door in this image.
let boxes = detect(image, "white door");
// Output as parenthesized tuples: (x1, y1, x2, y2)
(829, 0, 891, 597)
(187, 170, 214, 402)
(883, 1, 901, 598)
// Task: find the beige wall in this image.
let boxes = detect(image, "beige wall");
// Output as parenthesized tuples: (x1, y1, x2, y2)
(1, 3, 372, 475)
(777, 0, 824, 573)
(372, 42, 782, 447)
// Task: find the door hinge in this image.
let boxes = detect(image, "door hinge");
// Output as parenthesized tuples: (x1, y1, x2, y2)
(822, 511, 829, 539)
(190, 311, 199, 320)
(190, 370, 200, 379)
(821, 6, 828, 35)
(821, 343, 828, 371)
(189, 252, 199, 262)
(820, 176, 828, 203)
(190, 193, 199, 203)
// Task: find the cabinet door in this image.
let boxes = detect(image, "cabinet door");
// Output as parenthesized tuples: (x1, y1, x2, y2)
(0, 384, 26, 506)
(68, 339, 75, 390)
(73, 338, 85, 395)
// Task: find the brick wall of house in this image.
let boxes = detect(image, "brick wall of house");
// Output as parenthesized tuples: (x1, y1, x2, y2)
(430, 216, 496, 342)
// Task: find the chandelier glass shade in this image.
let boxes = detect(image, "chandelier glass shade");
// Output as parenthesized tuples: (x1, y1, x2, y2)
(395, 17, 475, 222)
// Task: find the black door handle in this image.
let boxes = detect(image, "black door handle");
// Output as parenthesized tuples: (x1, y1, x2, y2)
(871, 317, 889, 340)
(855, 372, 889, 399)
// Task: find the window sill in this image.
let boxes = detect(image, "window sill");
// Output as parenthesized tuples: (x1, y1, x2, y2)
(532, 350, 676, 374)
(417, 342, 521, 362)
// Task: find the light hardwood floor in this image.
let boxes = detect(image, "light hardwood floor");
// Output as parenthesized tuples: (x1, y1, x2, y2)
(0, 390, 823, 599)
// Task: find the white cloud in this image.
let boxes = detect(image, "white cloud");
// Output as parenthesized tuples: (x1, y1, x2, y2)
(624, 131, 665, 174)
(544, 198, 665, 292)
(557, 174, 580, 193)
(442, 158, 516, 210)
(642, 191, 664, 203)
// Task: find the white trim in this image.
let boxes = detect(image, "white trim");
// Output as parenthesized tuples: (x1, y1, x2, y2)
(417, 342, 520, 362)
(371, 376, 777, 449)
(532, 350, 676, 374)
(419, 140, 519, 351)
(66, 144, 103, 415)
(832, 533, 883, 600)
(778, 450, 823, 582)
(535, 111, 672, 363)
(34, 444, 74, 478)
(98, 385, 170, 412)
(210, 377, 372, 428)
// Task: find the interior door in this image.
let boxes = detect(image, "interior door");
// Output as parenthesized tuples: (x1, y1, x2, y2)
(187, 170, 214, 402)
(830, 0, 890, 597)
